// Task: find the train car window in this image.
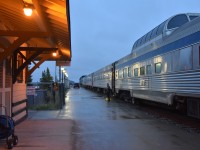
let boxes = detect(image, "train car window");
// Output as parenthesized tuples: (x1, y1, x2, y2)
(123, 68, 128, 78)
(128, 67, 132, 77)
(179, 47, 192, 70)
(141, 35, 146, 45)
(119, 69, 123, 78)
(156, 21, 166, 35)
(172, 50, 180, 71)
(104, 73, 107, 79)
(133, 42, 136, 49)
(189, 16, 198, 20)
(146, 65, 152, 75)
(155, 63, 162, 74)
(135, 40, 140, 48)
(140, 67, 145, 75)
(167, 14, 189, 29)
(137, 37, 143, 47)
(134, 68, 138, 76)
(151, 26, 159, 39)
(146, 31, 152, 42)
(199, 46, 200, 66)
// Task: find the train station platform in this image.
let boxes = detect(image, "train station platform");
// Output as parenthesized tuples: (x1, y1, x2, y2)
(1, 88, 200, 150)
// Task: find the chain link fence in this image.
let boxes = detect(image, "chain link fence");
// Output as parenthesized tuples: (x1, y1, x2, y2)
(27, 82, 69, 110)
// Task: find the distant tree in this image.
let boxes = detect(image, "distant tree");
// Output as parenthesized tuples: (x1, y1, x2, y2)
(27, 74, 33, 83)
(46, 68, 53, 82)
(40, 67, 53, 89)
(27, 65, 33, 84)
(40, 67, 53, 82)
(40, 70, 46, 82)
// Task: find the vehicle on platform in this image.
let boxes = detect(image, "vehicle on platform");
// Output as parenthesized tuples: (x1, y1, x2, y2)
(73, 83, 80, 88)
(80, 13, 200, 119)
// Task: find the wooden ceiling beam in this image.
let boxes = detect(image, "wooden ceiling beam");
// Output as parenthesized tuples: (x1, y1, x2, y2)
(0, 36, 29, 63)
(26, 54, 52, 82)
(13, 47, 47, 83)
(0, 30, 50, 38)
(19, 47, 58, 51)
(44, 0, 66, 7)
(32, 0, 55, 46)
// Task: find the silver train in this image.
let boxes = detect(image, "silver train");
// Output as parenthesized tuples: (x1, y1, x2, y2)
(80, 13, 200, 119)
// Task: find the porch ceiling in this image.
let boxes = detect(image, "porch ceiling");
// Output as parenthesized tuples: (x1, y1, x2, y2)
(0, 0, 71, 62)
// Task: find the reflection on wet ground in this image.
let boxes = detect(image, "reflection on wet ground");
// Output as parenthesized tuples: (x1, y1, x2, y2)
(10, 87, 200, 150)
(58, 88, 200, 150)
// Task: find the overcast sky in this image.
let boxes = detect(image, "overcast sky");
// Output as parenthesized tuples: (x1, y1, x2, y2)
(32, 0, 199, 82)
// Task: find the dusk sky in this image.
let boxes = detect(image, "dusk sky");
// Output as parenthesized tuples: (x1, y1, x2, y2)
(32, 0, 199, 82)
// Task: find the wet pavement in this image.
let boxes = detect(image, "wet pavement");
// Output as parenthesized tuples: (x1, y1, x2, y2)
(1, 88, 200, 150)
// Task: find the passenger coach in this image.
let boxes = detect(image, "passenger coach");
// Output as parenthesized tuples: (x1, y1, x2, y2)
(81, 13, 200, 119)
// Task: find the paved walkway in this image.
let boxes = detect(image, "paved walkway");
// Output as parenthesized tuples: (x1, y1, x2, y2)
(0, 110, 75, 150)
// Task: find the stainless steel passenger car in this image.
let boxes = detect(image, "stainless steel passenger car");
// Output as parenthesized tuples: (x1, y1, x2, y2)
(81, 13, 200, 119)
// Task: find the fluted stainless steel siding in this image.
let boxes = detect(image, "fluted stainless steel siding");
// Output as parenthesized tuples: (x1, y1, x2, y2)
(151, 70, 200, 94)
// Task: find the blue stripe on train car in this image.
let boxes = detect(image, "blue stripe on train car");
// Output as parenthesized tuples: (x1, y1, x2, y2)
(117, 31, 200, 68)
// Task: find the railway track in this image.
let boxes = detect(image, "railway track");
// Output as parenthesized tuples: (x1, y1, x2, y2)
(133, 102, 200, 134)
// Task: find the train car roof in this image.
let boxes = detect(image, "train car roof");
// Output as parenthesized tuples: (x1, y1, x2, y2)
(132, 13, 200, 52)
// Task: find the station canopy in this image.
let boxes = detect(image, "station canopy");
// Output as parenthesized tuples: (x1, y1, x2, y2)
(0, 0, 71, 66)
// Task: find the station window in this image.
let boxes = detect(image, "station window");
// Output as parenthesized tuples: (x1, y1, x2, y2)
(155, 62, 162, 74)
(140, 67, 145, 75)
(128, 67, 132, 77)
(134, 68, 138, 76)
(146, 65, 152, 75)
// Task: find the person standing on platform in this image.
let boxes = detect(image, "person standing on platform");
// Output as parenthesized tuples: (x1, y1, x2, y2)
(106, 83, 111, 102)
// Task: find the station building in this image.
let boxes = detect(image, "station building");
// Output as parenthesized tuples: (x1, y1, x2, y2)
(0, 0, 71, 124)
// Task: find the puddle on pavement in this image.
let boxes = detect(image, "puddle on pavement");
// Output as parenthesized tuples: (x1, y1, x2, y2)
(120, 115, 141, 119)
(82, 95, 104, 99)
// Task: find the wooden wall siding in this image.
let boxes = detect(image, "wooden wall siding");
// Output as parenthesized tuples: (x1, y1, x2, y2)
(5, 58, 12, 88)
(13, 57, 27, 123)
(0, 92, 2, 104)
(0, 92, 2, 114)
(5, 91, 11, 116)
(13, 83, 27, 103)
(0, 92, 10, 115)
(12, 101, 27, 123)
(5, 75, 11, 88)
(0, 63, 2, 88)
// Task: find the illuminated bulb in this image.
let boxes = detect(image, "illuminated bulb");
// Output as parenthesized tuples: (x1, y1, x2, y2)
(23, 7, 33, 16)
(52, 52, 57, 56)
